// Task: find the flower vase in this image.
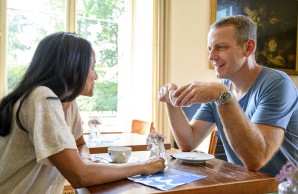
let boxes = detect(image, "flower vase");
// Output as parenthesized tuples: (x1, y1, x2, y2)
(278, 180, 298, 194)
(89, 124, 102, 144)
(150, 141, 167, 165)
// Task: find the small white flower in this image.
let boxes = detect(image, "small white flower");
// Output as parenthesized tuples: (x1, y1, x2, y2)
(276, 161, 298, 183)
(88, 116, 102, 129)
(146, 130, 165, 150)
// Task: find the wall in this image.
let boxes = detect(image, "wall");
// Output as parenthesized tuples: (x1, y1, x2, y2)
(0, 0, 7, 97)
(168, 0, 298, 87)
(118, 0, 154, 124)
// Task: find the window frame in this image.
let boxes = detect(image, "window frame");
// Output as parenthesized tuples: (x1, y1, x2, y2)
(0, 0, 166, 132)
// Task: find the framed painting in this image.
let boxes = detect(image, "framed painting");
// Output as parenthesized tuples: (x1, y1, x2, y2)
(211, 0, 298, 75)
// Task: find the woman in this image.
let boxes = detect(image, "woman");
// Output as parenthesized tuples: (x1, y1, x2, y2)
(0, 32, 165, 193)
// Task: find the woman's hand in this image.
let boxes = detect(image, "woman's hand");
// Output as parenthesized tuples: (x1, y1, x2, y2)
(140, 156, 166, 175)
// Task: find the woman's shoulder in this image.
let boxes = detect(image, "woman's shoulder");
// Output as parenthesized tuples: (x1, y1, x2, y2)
(30, 86, 57, 98)
(19, 87, 62, 123)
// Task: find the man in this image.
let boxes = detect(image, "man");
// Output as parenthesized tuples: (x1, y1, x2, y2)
(158, 15, 297, 175)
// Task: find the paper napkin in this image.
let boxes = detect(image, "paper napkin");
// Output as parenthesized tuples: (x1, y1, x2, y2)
(128, 168, 206, 191)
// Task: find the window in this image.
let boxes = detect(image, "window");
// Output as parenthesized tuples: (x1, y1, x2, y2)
(6, 0, 65, 91)
(75, 0, 126, 127)
(0, 0, 154, 131)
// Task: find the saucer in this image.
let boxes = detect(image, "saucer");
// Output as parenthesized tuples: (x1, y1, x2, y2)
(93, 154, 139, 164)
(111, 156, 139, 164)
(171, 152, 214, 164)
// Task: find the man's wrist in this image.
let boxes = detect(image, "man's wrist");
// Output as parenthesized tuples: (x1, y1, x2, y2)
(215, 91, 233, 106)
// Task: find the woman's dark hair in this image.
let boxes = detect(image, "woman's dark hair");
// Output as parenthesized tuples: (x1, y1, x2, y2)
(0, 32, 92, 136)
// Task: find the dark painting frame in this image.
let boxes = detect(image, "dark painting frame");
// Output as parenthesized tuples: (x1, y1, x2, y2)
(211, 0, 298, 75)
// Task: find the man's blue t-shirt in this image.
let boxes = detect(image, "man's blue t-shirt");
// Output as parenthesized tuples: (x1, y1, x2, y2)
(193, 67, 298, 175)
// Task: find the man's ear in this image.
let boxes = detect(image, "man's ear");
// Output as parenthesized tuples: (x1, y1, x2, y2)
(244, 39, 256, 56)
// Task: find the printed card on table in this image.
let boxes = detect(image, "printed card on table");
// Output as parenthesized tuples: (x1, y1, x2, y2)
(128, 168, 206, 191)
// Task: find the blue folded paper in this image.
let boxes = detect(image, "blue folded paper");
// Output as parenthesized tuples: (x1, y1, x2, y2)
(128, 168, 207, 191)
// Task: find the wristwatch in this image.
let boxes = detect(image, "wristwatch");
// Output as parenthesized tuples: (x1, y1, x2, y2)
(215, 91, 233, 106)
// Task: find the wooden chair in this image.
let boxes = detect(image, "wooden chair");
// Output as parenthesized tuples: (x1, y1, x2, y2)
(131, 119, 154, 135)
(208, 127, 218, 155)
(63, 180, 75, 194)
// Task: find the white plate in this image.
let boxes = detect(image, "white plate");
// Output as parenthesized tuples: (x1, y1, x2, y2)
(171, 152, 214, 164)
(93, 154, 139, 164)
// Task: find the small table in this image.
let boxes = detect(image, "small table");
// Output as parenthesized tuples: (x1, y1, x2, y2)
(85, 150, 278, 194)
(84, 133, 171, 154)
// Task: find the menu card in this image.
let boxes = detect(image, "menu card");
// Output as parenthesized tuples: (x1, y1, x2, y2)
(128, 168, 206, 191)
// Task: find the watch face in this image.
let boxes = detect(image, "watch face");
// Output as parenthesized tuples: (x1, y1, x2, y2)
(222, 92, 231, 101)
(216, 91, 233, 106)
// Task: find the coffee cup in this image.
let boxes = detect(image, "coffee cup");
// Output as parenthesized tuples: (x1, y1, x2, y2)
(169, 90, 191, 107)
(169, 90, 177, 106)
(108, 146, 132, 163)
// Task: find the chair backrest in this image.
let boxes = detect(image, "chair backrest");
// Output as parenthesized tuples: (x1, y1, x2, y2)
(208, 128, 218, 155)
(131, 119, 154, 135)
